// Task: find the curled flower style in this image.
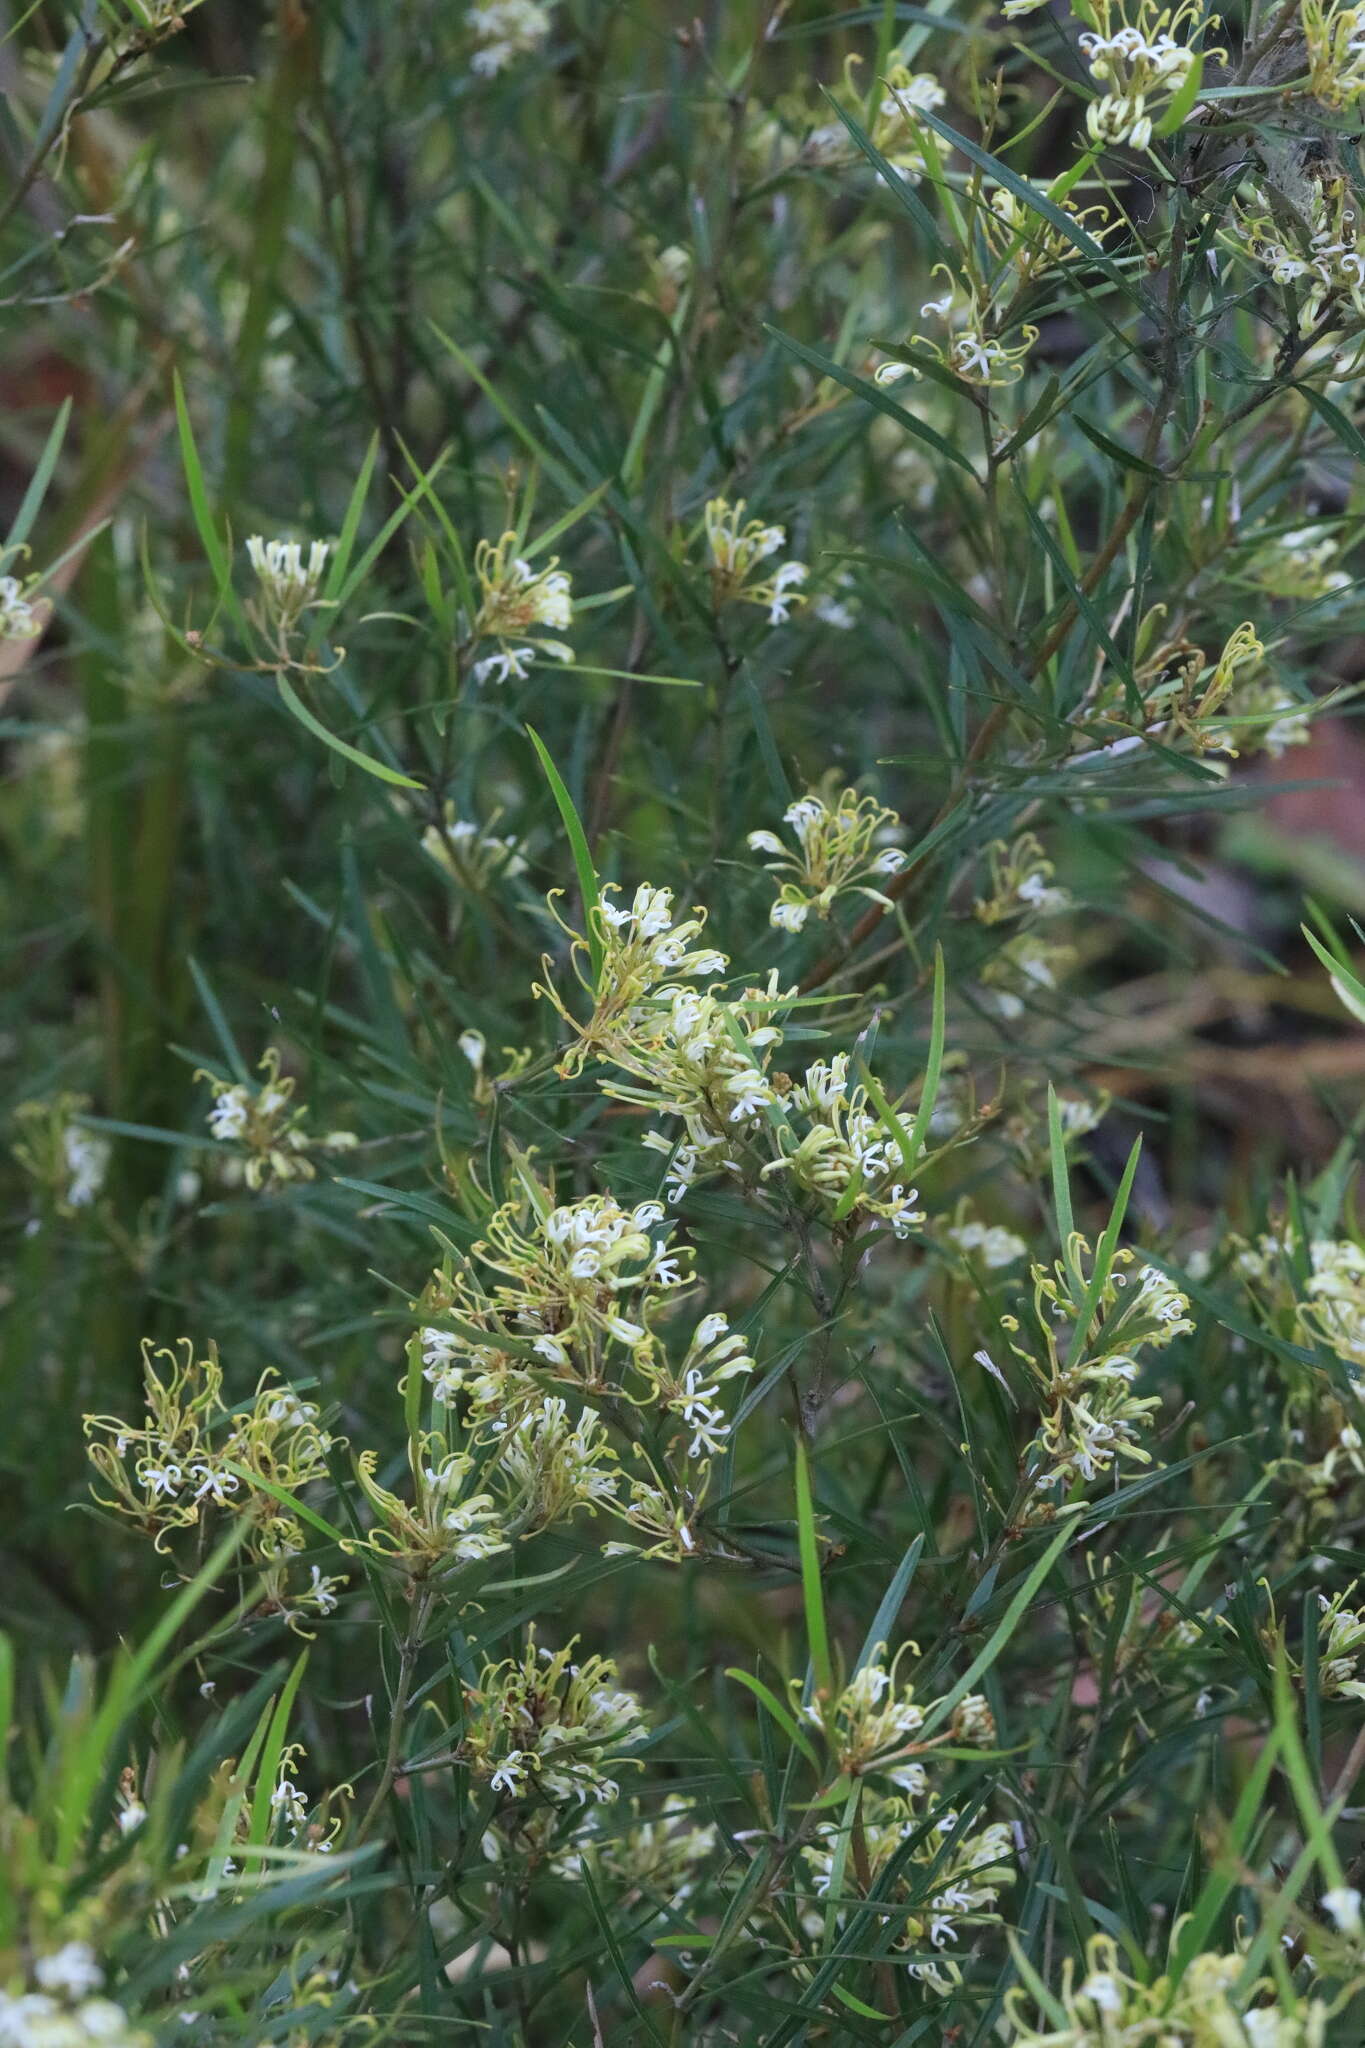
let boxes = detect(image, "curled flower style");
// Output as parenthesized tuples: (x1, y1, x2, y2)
(762, 1053, 926, 1240)
(494, 1396, 621, 1529)
(197, 1046, 356, 1191)
(421, 803, 526, 890)
(878, 266, 1038, 388)
(84, 1339, 343, 1625)
(803, 1641, 936, 1787)
(1303, 0, 1365, 108)
(1003, 1932, 1334, 2044)
(346, 1412, 510, 1578)
(703, 497, 809, 624)
(984, 186, 1116, 286)
(535, 879, 728, 1075)
(474, 1188, 693, 1382)
(537, 873, 945, 1246)
(1000, 1240, 1193, 1497)
(12, 1092, 111, 1214)
(608, 973, 790, 1158)
(461, 1632, 647, 1807)
(1075, 0, 1218, 152)
(415, 1170, 753, 1464)
(799, 1655, 1011, 1993)
(804, 60, 946, 185)
(974, 833, 1070, 925)
(747, 787, 907, 932)
(470, 530, 574, 683)
(1112, 619, 1308, 763)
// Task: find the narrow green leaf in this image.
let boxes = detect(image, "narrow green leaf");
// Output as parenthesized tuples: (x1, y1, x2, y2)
(247, 1651, 310, 1850)
(3, 395, 71, 559)
(1047, 1083, 1076, 1251)
(321, 433, 380, 603)
(526, 723, 603, 983)
(765, 325, 977, 476)
(275, 674, 423, 789)
(794, 1440, 834, 1701)
(919, 1520, 1075, 1737)
(726, 1668, 820, 1769)
(904, 945, 947, 1170)
(855, 1534, 924, 1674)
(172, 370, 247, 636)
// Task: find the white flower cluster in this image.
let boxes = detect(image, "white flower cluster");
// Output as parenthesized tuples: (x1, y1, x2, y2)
(1303, 1237, 1365, 1367)
(1250, 524, 1350, 604)
(421, 806, 527, 890)
(1075, 0, 1209, 151)
(1317, 1582, 1365, 1698)
(665, 1312, 757, 1459)
(495, 1396, 620, 1527)
(628, 978, 786, 1145)
(416, 1181, 756, 1560)
(245, 535, 330, 635)
(801, 1648, 1011, 1993)
(763, 1053, 925, 1241)
(0, 571, 42, 640)
(551, 1791, 717, 1906)
(1243, 180, 1365, 341)
(1006, 1244, 1194, 1495)
(804, 64, 945, 185)
(879, 269, 1037, 388)
(470, 531, 573, 684)
(982, 935, 1075, 1021)
(13, 1095, 113, 1217)
(974, 834, 1070, 927)
(0, 1943, 148, 2048)
(1303, 0, 1365, 108)
(703, 497, 808, 624)
(85, 1342, 345, 1622)
(498, 1191, 688, 1356)
(804, 1642, 932, 1786)
(351, 1430, 509, 1574)
(598, 883, 727, 976)
(542, 874, 937, 1245)
(1004, 1937, 1331, 2045)
(538, 879, 730, 1080)
(947, 1217, 1027, 1269)
(985, 186, 1116, 287)
(1241, 1231, 1365, 1372)
(468, 0, 553, 76)
(748, 788, 907, 932)
(198, 1047, 357, 1191)
(463, 1635, 647, 1807)
(265, 1739, 341, 1849)
(62, 1123, 111, 1209)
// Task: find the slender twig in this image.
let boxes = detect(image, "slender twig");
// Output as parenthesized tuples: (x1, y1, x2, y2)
(354, 1584, 435, 1841)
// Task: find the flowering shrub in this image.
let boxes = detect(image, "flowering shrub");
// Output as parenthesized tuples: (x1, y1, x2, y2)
(7, 0, 1365, 2042)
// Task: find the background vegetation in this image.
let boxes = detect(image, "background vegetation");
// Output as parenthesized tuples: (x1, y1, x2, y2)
(6, 0, 1365, 2041)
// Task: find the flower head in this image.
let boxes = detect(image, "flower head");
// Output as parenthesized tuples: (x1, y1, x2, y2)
(748, 787, 907, 930)
(471, 531, 574, 683)
(245, 535, 330, 636)
(703, 498, 809, 626)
